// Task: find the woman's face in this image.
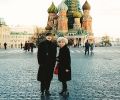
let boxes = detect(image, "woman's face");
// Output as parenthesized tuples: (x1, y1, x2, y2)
(58, 40, 66, 48)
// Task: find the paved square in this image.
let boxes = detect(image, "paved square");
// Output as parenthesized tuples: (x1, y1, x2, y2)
(0, 47, 120, 100)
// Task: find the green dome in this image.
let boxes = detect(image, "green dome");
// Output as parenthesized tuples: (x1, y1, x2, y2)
(73, 11, 82, 18)
(48, 2, 58, 13)
(82, 0, 91, 10)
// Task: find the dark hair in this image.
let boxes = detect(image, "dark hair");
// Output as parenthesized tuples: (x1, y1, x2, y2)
(45, 32, 52, 36)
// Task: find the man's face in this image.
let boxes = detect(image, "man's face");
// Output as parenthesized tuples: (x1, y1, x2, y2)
(46, 35, 52, 41)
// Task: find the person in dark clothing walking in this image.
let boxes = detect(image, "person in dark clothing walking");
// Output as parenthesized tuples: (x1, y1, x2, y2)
(57, 37, 71, 96)
(30, 42, 34, 52)
(90, 43, 94, 55)
(4, 42, 7, 50)
(27, 41, 30, 51)
(24, 41, 28, 51)
(85, 40, 90, 55)
(37, 32, 57, 96)
(20, 43, 23, 49)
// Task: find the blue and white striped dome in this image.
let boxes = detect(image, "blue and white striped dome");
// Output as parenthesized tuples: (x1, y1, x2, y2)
(58, 0, 68, 11)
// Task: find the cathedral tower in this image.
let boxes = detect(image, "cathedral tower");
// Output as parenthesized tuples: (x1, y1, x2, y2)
(65, 0, 82, 29)
(82, 0, 92, 35)
(58, 0, 68, 34)
(45, 2, 58, 31)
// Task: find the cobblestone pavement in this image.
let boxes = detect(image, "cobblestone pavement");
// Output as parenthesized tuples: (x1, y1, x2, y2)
(0, 47, 120, 100)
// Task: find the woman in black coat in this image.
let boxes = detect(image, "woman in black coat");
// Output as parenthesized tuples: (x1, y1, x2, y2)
(57, 37, 71, 95)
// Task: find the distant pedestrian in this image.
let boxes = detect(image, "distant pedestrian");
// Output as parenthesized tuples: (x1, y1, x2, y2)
(85, 40, 90, 55)
(20, 43, 23, 49)
(27, 41, 30, 51)
(37, 32, 57, 96)
(57, 37, 71, 96)
(24, 41, 28, 51)
(90, 43, 94, 55)
(4, 42, 7, 50)
(30, 42, 34, 52)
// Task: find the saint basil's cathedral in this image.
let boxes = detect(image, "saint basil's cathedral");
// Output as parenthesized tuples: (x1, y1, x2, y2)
(45, 0, 94, 45)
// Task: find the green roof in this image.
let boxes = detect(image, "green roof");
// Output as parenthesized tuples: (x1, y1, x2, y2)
(48, 2, 58, 13)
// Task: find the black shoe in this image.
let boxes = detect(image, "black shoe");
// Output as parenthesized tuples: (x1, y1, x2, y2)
(64, 91, 69, 96)
(41, 92, 44, 96)
(45, 91, 51, 96)
(60, 91, 69, 96)
(59, 91, 64, 95)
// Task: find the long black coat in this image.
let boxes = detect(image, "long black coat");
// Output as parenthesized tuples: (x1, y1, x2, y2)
(37, 40, 57, 81)
(85, 42, 90, 49)
(58, 45, 71, 82)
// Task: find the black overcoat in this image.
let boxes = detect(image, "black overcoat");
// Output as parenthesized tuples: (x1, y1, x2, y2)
(37, 40, 57, 81)
(85, 42, 90, 49)
(58, 45, 71, 82)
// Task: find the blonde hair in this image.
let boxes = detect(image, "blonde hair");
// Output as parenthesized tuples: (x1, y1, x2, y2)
(57, 37, 68, 44)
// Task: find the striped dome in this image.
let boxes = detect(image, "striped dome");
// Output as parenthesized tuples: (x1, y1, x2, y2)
(58, 0, 68, 11)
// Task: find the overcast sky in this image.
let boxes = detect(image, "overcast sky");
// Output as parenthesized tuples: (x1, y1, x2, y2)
(0, 0, 120, 37)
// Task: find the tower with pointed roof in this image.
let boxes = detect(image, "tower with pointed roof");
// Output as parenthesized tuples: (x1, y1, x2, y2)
(57, 0, 68, 34)
(81, 0, 92, 35)
(65, 0, 82, 29)
(81, 0, 93, 42)
(45, 2, 58, 31)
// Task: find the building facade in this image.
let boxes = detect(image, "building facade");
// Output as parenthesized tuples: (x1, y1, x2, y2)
(0, 18, 10, 48)
(0, 18, 34, 48)
(9, 25, 34, 48)
(10, 32, 32, 48)
(45, 0, 94, 46)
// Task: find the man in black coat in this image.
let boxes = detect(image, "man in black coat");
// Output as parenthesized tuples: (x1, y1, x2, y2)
(37, 32, 57, 96)
(85, 40, 90, 55)
(4, 42, 7, 50)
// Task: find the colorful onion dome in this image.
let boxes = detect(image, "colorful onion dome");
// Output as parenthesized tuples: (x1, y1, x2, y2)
(73, 11, 82, 18)
(58, 0, 68, 11)
(48, 2, 58, 13)
(82, 0, 91, 10)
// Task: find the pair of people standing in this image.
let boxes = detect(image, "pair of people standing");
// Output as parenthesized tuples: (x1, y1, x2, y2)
(37, 32, 71, 96)
(85, 40, 94, 55)
(24, 41, 34, 52)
